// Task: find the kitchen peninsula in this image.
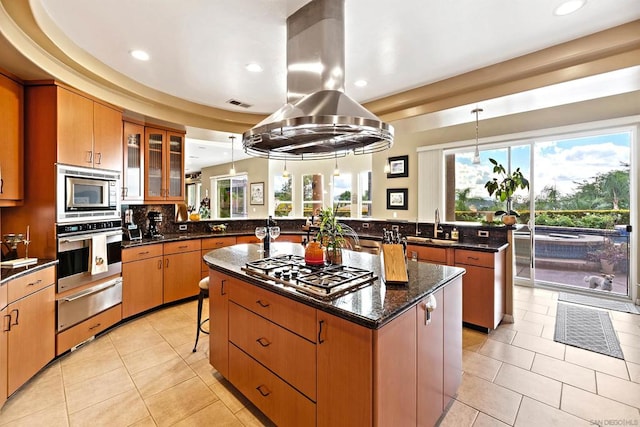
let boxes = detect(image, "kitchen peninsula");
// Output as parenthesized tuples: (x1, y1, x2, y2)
(203, 242, 465, 427)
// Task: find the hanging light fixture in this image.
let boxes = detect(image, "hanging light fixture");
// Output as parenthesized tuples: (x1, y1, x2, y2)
(471, 107, 483, 165)
(229, 136, 236, 175)
(333, 152, 340, 176)
(383, 158, 391, 174)
(282, 158, 290, 178)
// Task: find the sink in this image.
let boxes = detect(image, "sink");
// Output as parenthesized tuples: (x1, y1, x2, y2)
(429, 239, 458, 246)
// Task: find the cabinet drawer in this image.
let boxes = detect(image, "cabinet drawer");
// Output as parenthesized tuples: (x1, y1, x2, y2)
(229, 302, 316, 401)
(202, 237, 236, 250)
(8, 266, 55, 303)
(236, 235, 261, 244)
(230, 280, 317, 342)
(122, 244, 163, 262)
(407, 245, 448, 264)
(56, 303, 122, 355)
(164, 239, 201, 255)
(455, 249, 494, 268)
(229, 344, 316, 427)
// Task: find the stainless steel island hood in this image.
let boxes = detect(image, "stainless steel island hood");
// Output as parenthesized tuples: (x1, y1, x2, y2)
(242, 0, 393, 160)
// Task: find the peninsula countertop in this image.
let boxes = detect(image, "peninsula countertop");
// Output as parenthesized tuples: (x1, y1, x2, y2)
(203, 242, 465, 329)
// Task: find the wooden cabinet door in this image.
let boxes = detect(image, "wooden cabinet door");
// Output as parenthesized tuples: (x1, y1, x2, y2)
(417, 289, 444, 427)
(57, 88, 93, 167)
(209, 270, 230, 378)
(7, 285, 55, 395)
(163, 250, 200, 303)
(317, 311, 372, 427)
(460, 264, 495, 329)
(443, 277, 463, 408)
(92, 102, 122, 171)
(122, 256, 163, 318)
(144, 128, 166, 200)
(0, 74, 23, 204)
(165, 131, 184, 201)
(122, 121, 145, 201)
(0, 306, 8, 407)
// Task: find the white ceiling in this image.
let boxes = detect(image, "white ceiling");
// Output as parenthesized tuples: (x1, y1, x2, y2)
(32, 0, 640, 172)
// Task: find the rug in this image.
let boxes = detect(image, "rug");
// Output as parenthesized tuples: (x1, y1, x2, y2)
(554, 303, 624, 359)
(558, 292, 639, 314)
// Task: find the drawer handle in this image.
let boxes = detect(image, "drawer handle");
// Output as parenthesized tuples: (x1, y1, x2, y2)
(27, 279, 42, 287)
(467, 256, 480, 261)
(318, 320, 325, 344)
(178, 245, 188, 249)
(3, 314, 11, 332)
(256, 385, 271, 397)
(10, 309, 19, 326)
(157, 260, 162, 269)
(256, 300, 270, 308)
(165, 259, 169, 268)
(221, 279, 227, 295)
(89, 322, 102, 331)
(139, 251, 150, 255)
(256, 337, 271, 347)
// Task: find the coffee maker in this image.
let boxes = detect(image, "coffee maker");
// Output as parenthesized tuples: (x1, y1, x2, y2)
(146, 211, 163, 238)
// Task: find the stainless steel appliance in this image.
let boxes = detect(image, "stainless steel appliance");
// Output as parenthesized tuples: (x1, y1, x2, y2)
(242, 254, 376, 300)
(56, 164, 121, 223)
(56, 276, 122, 332)
(146, 211, 163, 238)
(56, 220, 122, 293)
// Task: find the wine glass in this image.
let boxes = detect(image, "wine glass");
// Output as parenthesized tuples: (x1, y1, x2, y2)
(255, 227, 267, 253)
(269, 226, 280, 243)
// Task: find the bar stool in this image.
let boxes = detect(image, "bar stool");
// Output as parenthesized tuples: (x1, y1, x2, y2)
(192, 276, 210, 352)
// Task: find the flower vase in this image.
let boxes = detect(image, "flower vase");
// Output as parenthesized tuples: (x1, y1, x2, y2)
(327, 248, 342, 265)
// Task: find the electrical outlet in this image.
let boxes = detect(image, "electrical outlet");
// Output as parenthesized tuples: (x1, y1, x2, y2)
(362, 223, 369, 229)
(391, 225, 399, 232)
(179, 224, 188, 231)
(478, 230, 489, 237)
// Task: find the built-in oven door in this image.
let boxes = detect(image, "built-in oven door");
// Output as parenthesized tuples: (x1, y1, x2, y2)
(57, 277, 122, 332)
(57, 229, 122, 293)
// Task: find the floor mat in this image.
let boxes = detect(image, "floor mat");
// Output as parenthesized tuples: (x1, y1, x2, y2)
(558, 292, 639, 314)
(554, 303, 624, 359)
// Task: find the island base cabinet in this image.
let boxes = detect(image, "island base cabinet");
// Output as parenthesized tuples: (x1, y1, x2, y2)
(229, 344, 315, 427)
(417, 289, 444, 427)
(209, 270, 230, 378)
(317, 312, 373, 427)
(443, 277, 463, 407)
(0, 306, 7, 408)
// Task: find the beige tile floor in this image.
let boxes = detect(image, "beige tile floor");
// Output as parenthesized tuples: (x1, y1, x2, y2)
(0, 285, 638, 426)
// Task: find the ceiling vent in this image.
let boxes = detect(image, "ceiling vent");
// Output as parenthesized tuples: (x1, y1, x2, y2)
(226, 99, 252, 109)
(242, 0, 393, 160)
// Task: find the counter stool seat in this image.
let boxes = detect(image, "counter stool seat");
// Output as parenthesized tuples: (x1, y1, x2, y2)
(192, 277, 210, 352)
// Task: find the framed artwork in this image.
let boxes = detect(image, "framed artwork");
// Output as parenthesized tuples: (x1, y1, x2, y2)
(387, 155, 408, 178)
(387, 188, 408, 210)
(250, 182, 264, 205)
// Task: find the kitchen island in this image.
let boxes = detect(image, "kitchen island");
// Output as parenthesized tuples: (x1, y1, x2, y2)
(203, 242, 465, 427)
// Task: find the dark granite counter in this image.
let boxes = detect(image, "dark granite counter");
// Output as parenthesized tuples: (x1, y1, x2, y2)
(1, 259, 58, 284)
(203, 242, 465, 329)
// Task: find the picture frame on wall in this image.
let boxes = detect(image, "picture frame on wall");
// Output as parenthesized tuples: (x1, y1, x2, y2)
(250, 182, 264, 205)
(386, 155, 408, 178)
(386, 188, 408, 210)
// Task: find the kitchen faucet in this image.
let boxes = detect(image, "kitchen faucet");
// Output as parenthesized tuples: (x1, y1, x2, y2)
(415, 218, 421, 236)
(434, 208, 443, 238)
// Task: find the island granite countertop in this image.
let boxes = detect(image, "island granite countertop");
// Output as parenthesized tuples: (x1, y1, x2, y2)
(203, 242, 465, 329)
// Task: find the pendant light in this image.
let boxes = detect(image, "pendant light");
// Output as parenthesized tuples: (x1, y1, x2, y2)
(471, 108, 483, 165)
(229, 136, 236, 175)
(333, 152, 340, 176)
(282, 158, 290, 178)
(383, 159, 391, 174)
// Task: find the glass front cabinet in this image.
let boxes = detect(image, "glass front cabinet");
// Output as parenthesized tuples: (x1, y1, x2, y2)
(144, 127, 185, 202)
(122, 121, 144, 202)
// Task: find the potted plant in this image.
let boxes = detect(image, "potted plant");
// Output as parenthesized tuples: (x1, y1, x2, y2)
(484, 158, 530, 225)
(316, 206, 346, 264)
(586, 240, 626, 274)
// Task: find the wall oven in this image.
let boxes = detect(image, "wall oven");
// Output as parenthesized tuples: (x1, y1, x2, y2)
(56, 220, 123, 293)
(57, 164, 120, 223)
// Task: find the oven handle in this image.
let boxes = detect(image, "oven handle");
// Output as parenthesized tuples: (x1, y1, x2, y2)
(59, 230, 122, 244)
(60, 279, 120, 302)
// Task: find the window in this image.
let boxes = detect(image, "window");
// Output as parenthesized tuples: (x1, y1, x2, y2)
(302, 174, 323, 217)
(215, 175, 247, 218)
(274, 174, 292, 217)
(359, 171, 372, 217)
(332, 174, 352, 217)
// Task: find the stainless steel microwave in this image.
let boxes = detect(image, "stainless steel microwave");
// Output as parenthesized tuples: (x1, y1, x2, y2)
(56, 164, 121, 223)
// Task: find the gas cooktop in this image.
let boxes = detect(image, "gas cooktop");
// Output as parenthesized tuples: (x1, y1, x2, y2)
(241, 254, 377, 300)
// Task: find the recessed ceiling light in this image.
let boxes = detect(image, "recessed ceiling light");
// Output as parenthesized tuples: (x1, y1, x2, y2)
(246, 63, 263, 72)
(354, 79, 368, 87)
(130, 49, 150, 61)
(554, 0, 586, 16)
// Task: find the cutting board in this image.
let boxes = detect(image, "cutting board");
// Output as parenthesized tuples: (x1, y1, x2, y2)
(381, 244, 408, 284)
(1, 258, 38, 268)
